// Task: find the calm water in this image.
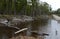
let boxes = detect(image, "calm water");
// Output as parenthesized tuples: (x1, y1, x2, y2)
(39, 19, 60, 39)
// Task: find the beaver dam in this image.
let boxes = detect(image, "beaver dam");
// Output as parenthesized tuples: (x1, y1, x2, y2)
(0, 15, 49, 39)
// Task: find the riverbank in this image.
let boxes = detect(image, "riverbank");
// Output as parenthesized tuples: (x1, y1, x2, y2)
(0, 14, 51, 18)
(0, 15, 50, 31)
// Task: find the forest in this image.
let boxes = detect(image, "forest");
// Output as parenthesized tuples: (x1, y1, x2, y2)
(0, 0, 52, 16)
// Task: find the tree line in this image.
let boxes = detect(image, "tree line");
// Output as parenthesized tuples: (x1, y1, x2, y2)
(0, 0, 52, 16)
(52, 8, 60, 16)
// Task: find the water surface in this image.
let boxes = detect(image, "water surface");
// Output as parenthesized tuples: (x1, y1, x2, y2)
(40, 19, 60, 39)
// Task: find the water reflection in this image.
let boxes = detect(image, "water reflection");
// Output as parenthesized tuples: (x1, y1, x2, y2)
(42, 19, 60, 39)
(27, 19, 49, 36)
(31, 19, 60, 39)
(32, 19, 49, 31)
(54, 20, 60, 39)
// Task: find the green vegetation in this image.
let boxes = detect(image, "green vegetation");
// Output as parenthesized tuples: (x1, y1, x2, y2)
(0, 0, 52, 31)
(0, 0, 52, 16)
(52, 8, 60, 16)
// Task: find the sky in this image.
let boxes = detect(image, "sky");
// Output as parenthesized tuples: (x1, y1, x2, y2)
(40, 0, 60, 10)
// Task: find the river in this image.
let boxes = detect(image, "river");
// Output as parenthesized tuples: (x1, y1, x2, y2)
(38, 19, 60, 39)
